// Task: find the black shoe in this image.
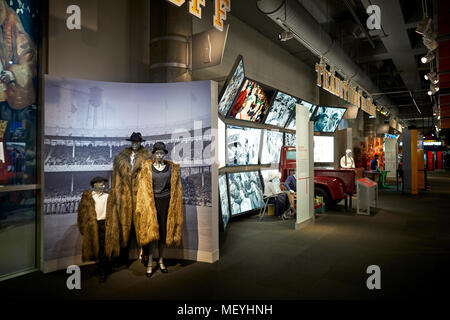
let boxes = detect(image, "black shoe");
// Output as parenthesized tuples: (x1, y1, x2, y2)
(159, 263, 168, 273)
(146, 265, 153, 278)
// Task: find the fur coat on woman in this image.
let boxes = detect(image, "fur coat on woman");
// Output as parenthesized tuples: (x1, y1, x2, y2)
(135, 159, 183, 247)
(77, 191, 120, 261)
(109, 146, 153, 248)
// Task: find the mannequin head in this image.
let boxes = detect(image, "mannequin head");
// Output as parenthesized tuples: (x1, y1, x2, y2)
(90, 177, 108, 193)
(126, 132, 145, 151)
(152, 141, 168, 163)
(131, 141, 141, 151)
(345, 149, 352, 157)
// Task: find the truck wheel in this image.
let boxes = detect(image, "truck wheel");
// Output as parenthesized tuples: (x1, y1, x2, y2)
(314, 186, 333, 208)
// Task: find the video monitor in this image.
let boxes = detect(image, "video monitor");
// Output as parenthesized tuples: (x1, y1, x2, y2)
(285, 113, 296, 129)
(218, 118, 226, 168)
(299, 100, 317, 119)
(218, 57, 245, 117)
(226, 125, 261, 166)
(313, 106, 347, 133)
(285, 100, 317, 129)
(227, 79, 272, 123)
(219, 174, 230, 229)
(285, 132, 296, 147)
(261, 130, 284, 164)
(228, 171, 264, 216)
(314, 136, 334, 163)
(264, 91, 297, 127)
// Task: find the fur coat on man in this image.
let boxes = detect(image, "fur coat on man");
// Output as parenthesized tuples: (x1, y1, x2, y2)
(135, 159, 183, 247)
(77, 191, 120, 261)
(110, 146, 153, 248)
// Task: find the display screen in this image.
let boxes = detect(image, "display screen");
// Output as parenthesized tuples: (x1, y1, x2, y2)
(299, 100, 317, 119)
(219, 174, 230, 229)
(218, 58, 245, 116)
(264, 91, 297, 127)
(227, 79, 271, 123)
(314, 136, 334, 163)
(286, 113, 296, 129)
(228, 171, 264, 216)
(285, 132, 296, 146)
(226, 125, 261, 166)
(285, 100, 317, 129)
(312, 106, 346, 132)
(261, 130, 284, 164)
(218, 118, 226, 168)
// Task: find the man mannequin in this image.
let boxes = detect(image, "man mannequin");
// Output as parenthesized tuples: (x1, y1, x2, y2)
(135, 141, 183, 277)
(340, 149, 355, 168)
(77, 177, 119, 283)
(109, 132, 152, 266)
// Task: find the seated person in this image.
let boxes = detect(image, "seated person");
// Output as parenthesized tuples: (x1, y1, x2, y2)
(370, 154, 380, 171)
(284, 173, 296, 193)
(264, 172, 295, 219)
(284, 173, 296, 210)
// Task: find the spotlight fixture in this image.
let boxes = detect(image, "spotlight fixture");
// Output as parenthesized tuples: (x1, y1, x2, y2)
(278, 31, 293, 42)
(423, 33, 438, 51)
(421, 51, 435, 63)
(424, 72, 439, 84)
(428, 83, 440, 95)
(415, 16, 432, 35)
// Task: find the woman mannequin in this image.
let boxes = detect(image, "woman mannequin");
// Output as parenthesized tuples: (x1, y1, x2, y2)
(135, 142, 183, 277)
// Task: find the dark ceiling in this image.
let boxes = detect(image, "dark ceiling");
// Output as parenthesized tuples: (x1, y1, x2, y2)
(230, 0, 442, 135)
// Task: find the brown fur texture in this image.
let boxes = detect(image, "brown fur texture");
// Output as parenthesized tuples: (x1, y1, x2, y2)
(77, 190, 119, 261)
(110, 146, 153, 248)
(135, 160, 183, 247)
(104, 191, 120, 259)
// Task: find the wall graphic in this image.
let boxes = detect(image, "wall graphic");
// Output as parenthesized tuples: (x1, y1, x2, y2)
(44, 76, 218, 272)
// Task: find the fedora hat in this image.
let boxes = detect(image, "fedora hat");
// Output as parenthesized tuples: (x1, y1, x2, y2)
(152, 141, 168, 154)
(90, 176, 108, 187)
(126, 132, 145, 142)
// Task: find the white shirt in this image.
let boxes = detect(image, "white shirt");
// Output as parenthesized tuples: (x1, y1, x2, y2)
(130, 152, 136, 169)
(340, 155, 355, 168)
(92, 191, 108, 220)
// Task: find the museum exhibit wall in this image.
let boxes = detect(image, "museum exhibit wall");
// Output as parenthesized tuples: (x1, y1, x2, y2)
(0, 0, 39, 279)
(43, 77, 218, 272)
(48, 0, 150, 82)
(192, 4, 317, 105)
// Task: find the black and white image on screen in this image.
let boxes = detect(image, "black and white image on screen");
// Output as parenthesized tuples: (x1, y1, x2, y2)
(218, 59, 245, 116)
(219, 174, 230, 229)
(313, 107, 346, 132)
(228, 171, 264, 215)
(261, 130, 283, 164)
(226, 126, 261, 166)
(285, 132, 296, 147)
(264, 92, 297, 127)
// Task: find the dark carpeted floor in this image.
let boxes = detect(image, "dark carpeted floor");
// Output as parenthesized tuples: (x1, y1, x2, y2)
(1, 171, 450, 300)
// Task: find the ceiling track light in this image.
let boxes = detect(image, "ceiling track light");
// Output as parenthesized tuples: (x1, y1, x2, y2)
(421, 51, 435, 64)
(415, 16, 432, 35)
(278, 30, 293, 42)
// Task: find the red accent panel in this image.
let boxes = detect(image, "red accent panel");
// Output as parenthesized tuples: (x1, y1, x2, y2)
(427, 151, 434, 171)
(437, 151, 443, 170)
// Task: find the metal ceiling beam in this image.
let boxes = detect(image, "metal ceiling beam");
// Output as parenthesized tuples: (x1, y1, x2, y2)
(361, 0, 421, 91)
(343, 0, 376, 48)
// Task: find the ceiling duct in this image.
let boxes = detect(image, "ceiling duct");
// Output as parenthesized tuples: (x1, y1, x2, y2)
(256, 0, 396, 116)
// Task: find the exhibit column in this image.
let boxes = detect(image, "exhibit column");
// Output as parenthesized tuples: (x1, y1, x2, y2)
(403, 129, 418, 195)
(295, 105, 314, 229)
(384, 138, 398, 179)
(149, 0, 192, 83)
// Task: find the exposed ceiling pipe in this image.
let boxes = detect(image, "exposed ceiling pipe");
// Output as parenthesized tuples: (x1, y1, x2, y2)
(256, 0, 396, 116)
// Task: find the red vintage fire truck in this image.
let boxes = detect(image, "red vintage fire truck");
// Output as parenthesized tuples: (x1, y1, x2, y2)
(279, 146, 357, 209)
